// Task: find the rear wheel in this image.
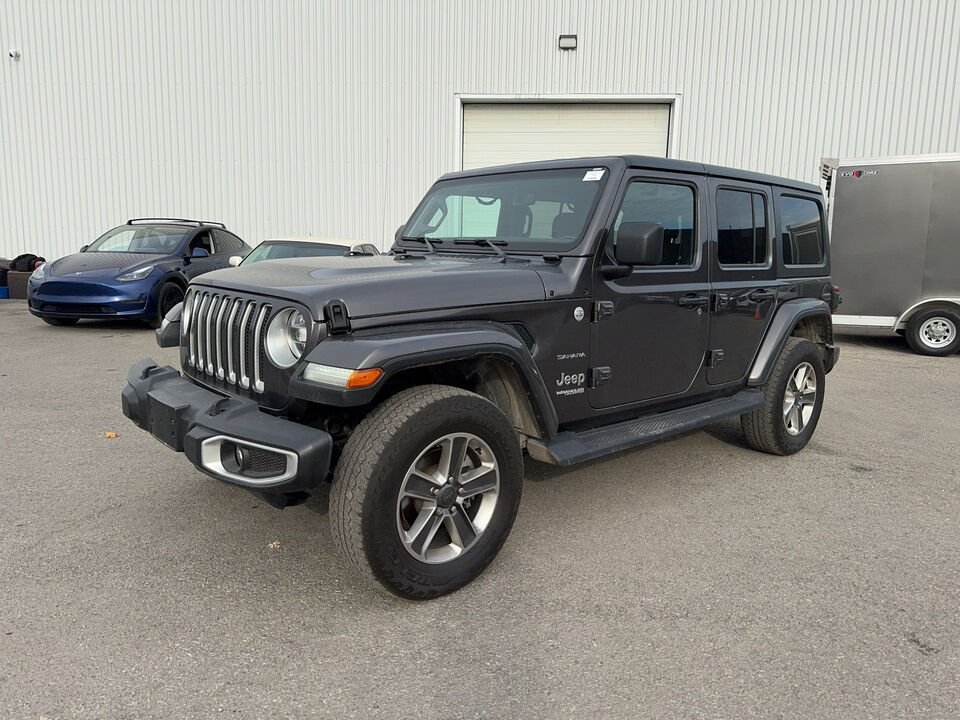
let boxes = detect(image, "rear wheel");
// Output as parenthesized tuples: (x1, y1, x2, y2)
(41, 316, 78, 327)
(150, 282, 185, 328)
(741, 337, 825, 455)
(905, 307, 960, 356)
(330, 385, 523, 599)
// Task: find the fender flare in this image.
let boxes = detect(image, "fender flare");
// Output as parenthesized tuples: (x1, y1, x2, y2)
(288, 321, 559, 439)
(748, 299, 833, 386)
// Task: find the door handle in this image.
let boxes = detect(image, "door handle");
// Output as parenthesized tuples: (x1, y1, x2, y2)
(748, 289, 775, 302)
(678, 294, 709, 308)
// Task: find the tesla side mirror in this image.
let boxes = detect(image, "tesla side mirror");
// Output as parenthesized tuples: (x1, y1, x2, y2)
(190, 247, 209, 258)
(228, 255, 242, 267)
(614, 222, 664, 266)
(79, 244, 89, 253)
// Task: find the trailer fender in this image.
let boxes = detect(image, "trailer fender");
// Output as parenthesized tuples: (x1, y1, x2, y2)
(748, 299, 836, 386)
(895, 297, 960, 329)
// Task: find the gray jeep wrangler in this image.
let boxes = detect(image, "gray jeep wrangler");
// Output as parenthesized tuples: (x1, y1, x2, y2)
(122, 156, 839, 598)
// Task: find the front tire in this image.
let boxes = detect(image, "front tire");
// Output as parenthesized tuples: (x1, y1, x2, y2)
(41, 316, 79, 327)
(905, 307, 960, 356)
(330, 385, 523, 599)
(149, 282, 185, 328)
(741, 337, 825, 455)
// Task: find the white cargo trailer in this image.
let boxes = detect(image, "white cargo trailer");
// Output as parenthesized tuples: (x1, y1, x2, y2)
(821, 154, 960, 356)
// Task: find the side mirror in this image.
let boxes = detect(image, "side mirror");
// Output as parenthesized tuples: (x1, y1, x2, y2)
(79, 244, 89, 253)
(228, 255, 242, 267)
(190, 247, 209, 258)
(614, 222, 664, 266)
(394, 225, 405, 243)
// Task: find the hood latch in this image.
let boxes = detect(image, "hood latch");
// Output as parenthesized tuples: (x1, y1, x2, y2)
(324, 298, 351, 335)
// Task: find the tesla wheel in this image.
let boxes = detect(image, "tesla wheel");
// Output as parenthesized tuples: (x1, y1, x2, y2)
(150, 282, 185, 328)
(330, 385, 523, 599)
(741, 337, 825, 456)
(905, 307, 960, 356)
(41, 317, 79, 326)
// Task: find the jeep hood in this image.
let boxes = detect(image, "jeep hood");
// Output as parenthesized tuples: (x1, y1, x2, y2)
(192, 254, 547, 318)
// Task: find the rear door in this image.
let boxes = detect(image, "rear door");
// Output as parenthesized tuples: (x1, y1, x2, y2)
(707, 180, 778, 384)
(589, 171, 710, 408)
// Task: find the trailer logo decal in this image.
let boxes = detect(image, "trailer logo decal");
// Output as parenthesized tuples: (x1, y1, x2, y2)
(839, 169, 879, 179)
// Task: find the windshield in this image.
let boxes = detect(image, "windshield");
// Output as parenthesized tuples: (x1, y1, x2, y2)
(86, 225, 187, 254)
(241, 241, 349, 265)
(403, 168, 608, 252)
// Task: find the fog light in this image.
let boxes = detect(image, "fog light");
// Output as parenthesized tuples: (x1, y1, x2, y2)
(234, 444, 249, 470)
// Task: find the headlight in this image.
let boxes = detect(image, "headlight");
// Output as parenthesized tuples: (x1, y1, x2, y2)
(30, 263, 46, 280)
(116, 265, 155, 282)
(265, 308, 308, 368)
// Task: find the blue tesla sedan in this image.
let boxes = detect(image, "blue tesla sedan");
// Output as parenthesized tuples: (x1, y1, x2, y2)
(27, 218, 250, 327)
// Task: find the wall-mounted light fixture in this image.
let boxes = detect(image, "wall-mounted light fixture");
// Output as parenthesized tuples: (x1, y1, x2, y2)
(558, 35, 577, 51)
(8, 49, 22, 61)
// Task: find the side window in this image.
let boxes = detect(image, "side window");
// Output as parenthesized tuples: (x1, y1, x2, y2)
(189, 231, 214, 255)
(780, 196, 824, 265)
(613, 181, 696, 266)
(213, 230, 241, 254)
(716, 189, 768, 266)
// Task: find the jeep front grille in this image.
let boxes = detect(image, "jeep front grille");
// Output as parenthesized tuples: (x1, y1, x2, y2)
(186, 290, 272, 393)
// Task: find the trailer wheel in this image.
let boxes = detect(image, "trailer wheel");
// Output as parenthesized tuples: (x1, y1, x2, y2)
(905, 307, 960, 356)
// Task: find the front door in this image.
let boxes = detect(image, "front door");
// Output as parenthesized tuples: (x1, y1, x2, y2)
(589, 173, 710, 409)
(182, 230, 223, 279)
(707, 181, 778, 384)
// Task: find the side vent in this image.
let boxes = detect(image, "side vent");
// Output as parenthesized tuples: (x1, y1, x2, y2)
(507, 322, 537, 353)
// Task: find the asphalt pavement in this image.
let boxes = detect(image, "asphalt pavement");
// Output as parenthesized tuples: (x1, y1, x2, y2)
(1, 299, 958, 719)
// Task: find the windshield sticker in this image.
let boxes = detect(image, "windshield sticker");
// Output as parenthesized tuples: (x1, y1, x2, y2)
(582, 168, 605, 182)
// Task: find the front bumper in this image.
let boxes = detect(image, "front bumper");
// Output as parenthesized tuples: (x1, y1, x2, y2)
(28, 276, 155, 318)
(121, 358, 332, 494)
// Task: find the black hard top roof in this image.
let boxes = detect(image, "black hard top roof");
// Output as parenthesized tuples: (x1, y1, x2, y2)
(439, 156, 822, 195)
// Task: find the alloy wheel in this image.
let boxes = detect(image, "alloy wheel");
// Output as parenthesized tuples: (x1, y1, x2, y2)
(396, 432, 500, 564)
(783, 361, 817, 436)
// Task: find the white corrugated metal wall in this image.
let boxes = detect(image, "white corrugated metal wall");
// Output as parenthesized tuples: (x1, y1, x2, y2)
(2, 0, 958, 261)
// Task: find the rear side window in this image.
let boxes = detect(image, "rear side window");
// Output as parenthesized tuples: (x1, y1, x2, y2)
(716, 189, 768, 265)
(213, 230, 244, 255)
(614, 181, 697, 266)
(780, 196, 824, 265)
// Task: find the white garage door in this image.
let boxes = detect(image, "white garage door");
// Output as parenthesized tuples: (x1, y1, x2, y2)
(462, 103, 670, 170)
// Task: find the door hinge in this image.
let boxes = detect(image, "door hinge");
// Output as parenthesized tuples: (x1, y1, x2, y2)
(706, 349, 725, 368)
(592, 301, 614, 322)
(590, 366, 612, 388)
(324, 298, 351, 334)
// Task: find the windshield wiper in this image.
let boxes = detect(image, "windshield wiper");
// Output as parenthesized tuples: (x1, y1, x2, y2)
(400, 236, 441, 254)
(453, 237, 508, 261)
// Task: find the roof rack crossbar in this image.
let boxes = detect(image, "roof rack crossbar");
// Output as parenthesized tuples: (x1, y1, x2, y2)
(126, 217, 227, 229)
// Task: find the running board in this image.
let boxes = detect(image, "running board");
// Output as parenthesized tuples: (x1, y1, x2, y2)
(527, 390, 764, 466)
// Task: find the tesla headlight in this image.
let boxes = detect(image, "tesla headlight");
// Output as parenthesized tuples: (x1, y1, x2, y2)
(116, 265, 155, 282)
(265, 308, 308, 368)
(30, 263, 46, 280)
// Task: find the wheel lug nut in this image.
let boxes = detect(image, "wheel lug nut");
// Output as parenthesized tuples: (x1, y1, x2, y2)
(435, 508, 443, 516)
